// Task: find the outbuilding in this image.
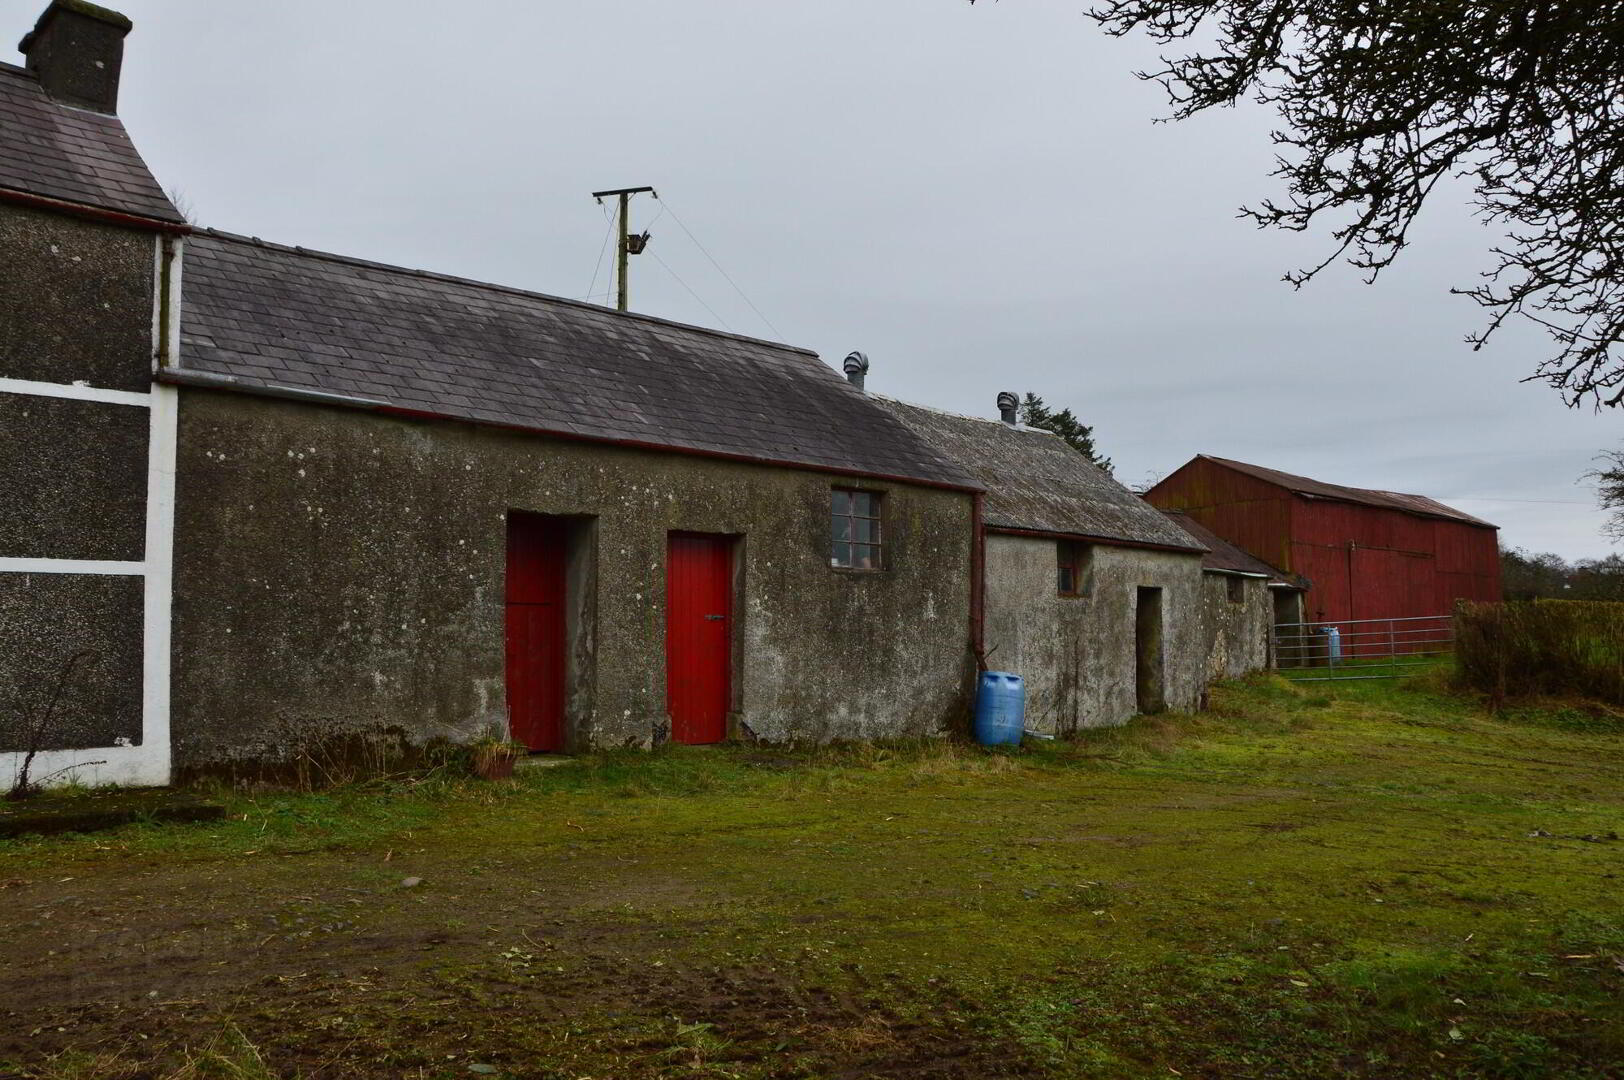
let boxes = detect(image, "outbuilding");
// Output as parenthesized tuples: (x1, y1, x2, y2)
(876, 392, 1212, 734)
(1158, 510, 1307, 682)
(0, 1, 981, 785)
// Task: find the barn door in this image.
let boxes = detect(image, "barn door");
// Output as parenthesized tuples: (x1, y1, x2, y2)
(666, 533, 733, 744)
(506, 513, 568, 752)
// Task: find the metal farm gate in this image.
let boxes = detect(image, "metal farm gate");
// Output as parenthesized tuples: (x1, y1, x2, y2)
(1272, 615, 1454, 682)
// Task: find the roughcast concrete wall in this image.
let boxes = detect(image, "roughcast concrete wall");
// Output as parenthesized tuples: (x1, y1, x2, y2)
(0, 203, 155, 759)
(982, 534, 1204, 733)
(1197, 573, 1272, 683)
(170, 390, 975, 774)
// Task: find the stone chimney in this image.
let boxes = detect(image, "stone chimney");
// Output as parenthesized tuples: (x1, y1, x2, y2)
(997, 391, 1019, 426)
(842, 351, 869, 392)
(19, 1, 132, 114)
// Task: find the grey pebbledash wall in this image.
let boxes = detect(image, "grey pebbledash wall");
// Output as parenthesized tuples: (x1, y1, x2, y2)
(0, 202, 156, 393)
(0, 202, 155, 758)
(980, 534, 1206, 734)
(168, 388, 976, 776)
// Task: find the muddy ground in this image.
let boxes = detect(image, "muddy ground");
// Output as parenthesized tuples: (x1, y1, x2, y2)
(2, 677, 1622, 1078)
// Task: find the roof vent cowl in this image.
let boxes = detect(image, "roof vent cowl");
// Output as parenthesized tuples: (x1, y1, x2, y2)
(842, 351, 869, 392)
(19, 0, 132, 115)
(997, 391, 1019, 426)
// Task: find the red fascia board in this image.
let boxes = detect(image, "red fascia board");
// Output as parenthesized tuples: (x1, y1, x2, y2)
(0, 187, 190, 234)
(985, 524, 1206, 556)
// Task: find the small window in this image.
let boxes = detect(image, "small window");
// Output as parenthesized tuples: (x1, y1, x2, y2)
(1057, 541, 1090, 596)
(1227, 576, 1246, 604)
(831, 489, 883, 569)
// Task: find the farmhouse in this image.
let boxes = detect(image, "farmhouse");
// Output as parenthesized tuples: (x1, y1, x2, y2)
(0, 1, 980, 785)
(873, 390, 1219, 733)
(1145, 455, 1501, 626)
(1, 1, 1323, 790)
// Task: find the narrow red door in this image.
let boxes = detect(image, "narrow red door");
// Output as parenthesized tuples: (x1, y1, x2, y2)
(666, 534, 733, 744)
(506, 513, 567, 751)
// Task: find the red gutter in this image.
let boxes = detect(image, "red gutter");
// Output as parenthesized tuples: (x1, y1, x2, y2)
(985, 524, 1205, 556)
(0, 188, 190, 235)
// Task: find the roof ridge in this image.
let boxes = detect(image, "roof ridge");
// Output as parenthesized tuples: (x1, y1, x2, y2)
(874, 393, 1065, 439)
(1201, 452, 1427, 502)
(1197, 453, 1493, 527)
(195, 228, 816, 358)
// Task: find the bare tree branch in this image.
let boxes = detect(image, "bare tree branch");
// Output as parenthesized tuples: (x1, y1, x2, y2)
(1056, 0, 1624, 407)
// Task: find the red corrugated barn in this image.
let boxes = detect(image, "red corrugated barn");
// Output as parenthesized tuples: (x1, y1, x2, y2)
(1145, 456, 1501, 624)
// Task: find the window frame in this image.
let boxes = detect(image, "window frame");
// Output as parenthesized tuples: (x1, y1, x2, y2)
(830, 487, 884, 571)
(1057, 540, 1090, 597)
(1226, 575, 1247, 604)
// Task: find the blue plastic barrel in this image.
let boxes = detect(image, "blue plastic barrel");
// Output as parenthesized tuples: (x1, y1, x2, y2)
(974, 672, 1025, 746)
(1321, 625, 1342, 666)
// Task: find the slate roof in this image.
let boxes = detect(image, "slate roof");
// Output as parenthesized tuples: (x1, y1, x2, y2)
(174, 231, 979, 488)
(1198, 455, 1496, 528)
(1160, 509, 1304, 586)
(0, 61, 181, 225)
(875, 397, 1203, 551)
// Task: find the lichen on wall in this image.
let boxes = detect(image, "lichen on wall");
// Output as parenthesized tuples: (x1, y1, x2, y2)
(982, 534, 1205, 734)
(170, 389, 976, 773)
(1198, 574, 1272, 683)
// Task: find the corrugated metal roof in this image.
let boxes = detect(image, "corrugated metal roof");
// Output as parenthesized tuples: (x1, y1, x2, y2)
(0, 61, 181, 224)
(1199, 455, 1496, 528)
(175, 231, 979, 489)
(1159, 509, 1304, 586)
(876, 397, 1203, 550)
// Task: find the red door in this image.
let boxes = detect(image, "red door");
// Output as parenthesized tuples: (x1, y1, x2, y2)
(666, 534, 733, 744)
(506, 513, 567, 751)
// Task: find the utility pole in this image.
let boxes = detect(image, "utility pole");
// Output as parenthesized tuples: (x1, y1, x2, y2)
(592, 186, 655, 311)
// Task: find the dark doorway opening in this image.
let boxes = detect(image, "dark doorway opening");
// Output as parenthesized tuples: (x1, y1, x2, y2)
(506, 512, 595, 752)
(1135, 586, 1165, 714)
(666, 532, 736, 744)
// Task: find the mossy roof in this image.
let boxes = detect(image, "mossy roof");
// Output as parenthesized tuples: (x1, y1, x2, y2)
(175, 231, 981, 489)
(875, 397, 1203, 551)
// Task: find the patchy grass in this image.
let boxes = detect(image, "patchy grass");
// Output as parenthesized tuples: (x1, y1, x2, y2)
(2, 676, 1623, 1078)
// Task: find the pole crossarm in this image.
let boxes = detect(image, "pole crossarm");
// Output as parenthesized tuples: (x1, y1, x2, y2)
(592, 186, 657, 312)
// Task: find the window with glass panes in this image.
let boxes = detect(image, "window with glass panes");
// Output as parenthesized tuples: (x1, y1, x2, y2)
(831, 489, 882, 569)
(1057, 541, 1091, 596)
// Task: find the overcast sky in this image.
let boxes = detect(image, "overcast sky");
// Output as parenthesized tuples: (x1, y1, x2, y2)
(64, 0, 1622, 558)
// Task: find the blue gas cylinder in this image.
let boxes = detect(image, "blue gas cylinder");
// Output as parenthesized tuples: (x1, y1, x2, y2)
(974, 672, 1025, 746)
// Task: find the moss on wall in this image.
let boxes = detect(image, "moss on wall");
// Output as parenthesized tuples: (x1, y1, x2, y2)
(982, 534, 1205, 733)
(170, 389, 976, 772)
(1198, 573, 1273, 683)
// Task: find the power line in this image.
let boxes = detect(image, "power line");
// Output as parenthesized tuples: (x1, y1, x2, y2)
(656, 196, 785, 341)
(650, 251, 733, 331)
(584, 202, 616, 306)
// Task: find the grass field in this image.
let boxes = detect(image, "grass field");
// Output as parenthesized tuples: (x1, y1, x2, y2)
(1, 675, 1621, 1078)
